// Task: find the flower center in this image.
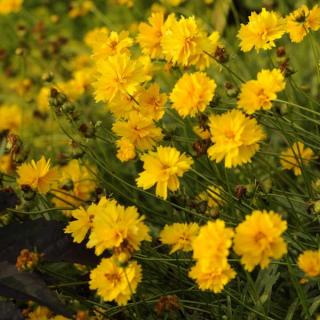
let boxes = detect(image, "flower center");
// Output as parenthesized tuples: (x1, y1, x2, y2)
(225, 130, 236, 140)
(104, 272, 121, 284)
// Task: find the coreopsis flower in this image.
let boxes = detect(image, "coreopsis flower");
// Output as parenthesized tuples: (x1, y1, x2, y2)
(94, 53, 151, 103)
(138, 83, 167, 121)
(237, 68, 285, 114)
(17, 156, 58, 194)
(0, 104, 22, 132)
(87, 198, 151, 257)
(192, 220, 234, 266)
(161, 16, 202, 66)
(107, 91, 138, 119)
(112, 112, 163, 151)
(170, 72, 216, 118)
(27, 306, 52, 320)
(193, 125, 210, 140)
(0, 154, 13, 174)
(89, 258, 142, 305)
(137, 12, 166, 59)
(234, 210, 287, 271)
(116, 138, 136, 162)
(92, 31, 133, 61)
(136, 146, 193, 199)
(207, 110, 265, 168)
(237, 8, 285, 52)
(0, 0, 23, 14)
(64, 206, 95, 243)
(197, 185, 224, 216)
(287, 5, 320, 43)
(51, 159, 96, 210)
(160, 222, 199, 254)
(37, 87, 50, 113)
(280, 142, 314, 176)
(69, 0, 93, 18)
(189, 260, 236, 293)
(297, 250, 320, 277)
(85, 27, 109, 49)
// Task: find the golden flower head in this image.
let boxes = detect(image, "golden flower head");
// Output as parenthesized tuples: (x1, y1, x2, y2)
(297, 250, 320, 278)
(136, 146, 193, 199)
(89, 258, 142, 305)
(0, 0, 23, 14)
(207, 109, 265, 168)
(87, 197, 151, 257)
(0, 104, 22, 133)
(160, 222, 199, 254)
(17, 156, 58, 194)
(237, 8, 285, 52)
(238, 68, 285, 114)
(170, 72, 216, 118)
(280, 142, 314, 176)
(234, 210, 287, 271)
(116, 138, 136, 162)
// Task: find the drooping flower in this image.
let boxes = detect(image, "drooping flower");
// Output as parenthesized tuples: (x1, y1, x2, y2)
(286, 5, 320, 43)
(233, 210, 287, 271)
(89, 258, 142, 305)
(207, 109, 265, 168)
(160, 222, 199, 254)
(237, 68, 285, 114)
(189, 260, 236, 293)
(0, 104, 22, 132)
(17, 156, 58, 194)
(87, 197, 151, 257)
(170, 72, 216, 118)
(112, 112, 163, 151)
(237, 8, 285, 52)
(297, 250, 320, 277)
(136, 146, 193, 199)
(192, 220, 234, 266)
(280, 142, 314, 176)
(94, 53, 151, 103)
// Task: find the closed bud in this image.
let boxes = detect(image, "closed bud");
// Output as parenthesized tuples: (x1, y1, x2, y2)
(224, 81, 239, 97)
(214, 46, 229, 63)
(21, 185, 36, 201)
(235, 185, 247, 199)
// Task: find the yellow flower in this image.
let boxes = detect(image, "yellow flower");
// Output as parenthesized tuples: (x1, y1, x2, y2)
(137, 12, 166, 59)
(90, 258, 142, 305)
(87, 198, 151, 257)
(0, 154, 13, 174)
(52, 159, 96, 210)
(106, 91, 138, 119)
(116, 0, 133, 7)
(85, 27, 109, 49)
(233, 210, 287, 271)
(207, 109, 265, 168)
(37, 87, 50, 113)
(0, 104, 22, 133)
(197, 185, 224, 216)
(94, 53, 151, 103)
(297, 250, 320, 277)
(112, 112, 163, 151)
(192, 220, 234, 266)
(116, 138, 136, 162)
(193, 125, 210, 140)
(287, 5, 320, 43)
(280, 142, 314, 176)
(238, 69, 285, 114)
(161, 0, 185, 6)
(136, 146, 193, 199)
(170, 72, 216, 118)
(27, 306, 52, 320)
(237, 8, 285, 52)
(160, 222, 199, 254)
(161, 16, 203, 67)
(0, 0, 23, 14)
(138, 83, 167, 121)
(17, 156, 58, 194)
(69, 0, 93, 18)
(64, 206, 95, 243)
(189, 260, 236, 294)
(92, 31, 133, 61)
